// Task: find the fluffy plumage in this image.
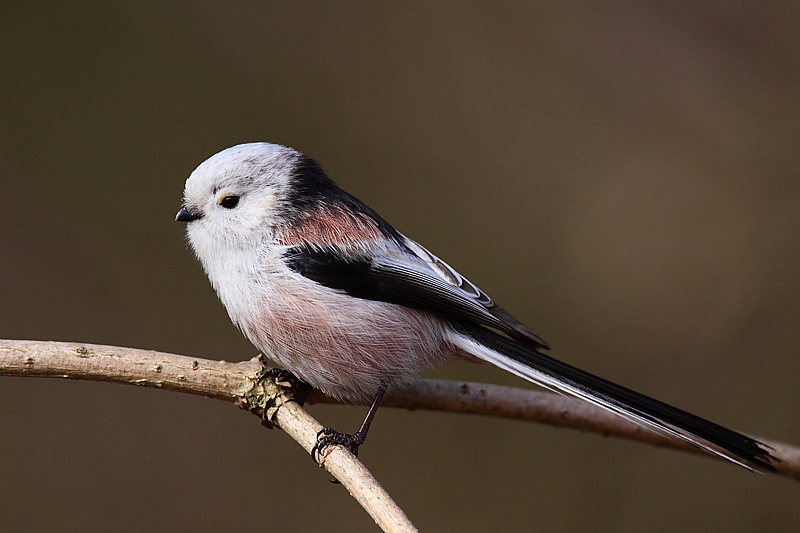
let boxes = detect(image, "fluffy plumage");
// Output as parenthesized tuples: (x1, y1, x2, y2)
(178, 142, 777, 472)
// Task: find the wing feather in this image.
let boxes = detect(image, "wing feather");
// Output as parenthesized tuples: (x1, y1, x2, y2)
(284, 238, 549, 350)
(400, 236, 550, 349)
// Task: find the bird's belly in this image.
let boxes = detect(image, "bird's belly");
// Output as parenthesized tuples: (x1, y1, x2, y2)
(241, 280, 454, 401)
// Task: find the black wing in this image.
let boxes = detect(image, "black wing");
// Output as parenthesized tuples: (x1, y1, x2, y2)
(283, 239, 549, 350)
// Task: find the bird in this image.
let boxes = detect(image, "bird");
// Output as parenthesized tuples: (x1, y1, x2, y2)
(176, 142, 776, 471)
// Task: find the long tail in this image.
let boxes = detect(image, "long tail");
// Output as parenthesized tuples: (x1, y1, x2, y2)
(450, 323, 777, 472)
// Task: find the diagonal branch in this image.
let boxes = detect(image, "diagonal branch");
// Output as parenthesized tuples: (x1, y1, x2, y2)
(1, 339, 798, 492)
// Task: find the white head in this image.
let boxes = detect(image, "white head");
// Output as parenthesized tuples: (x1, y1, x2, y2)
(176, 143, 303, 249)
(178, 142, 399, 258)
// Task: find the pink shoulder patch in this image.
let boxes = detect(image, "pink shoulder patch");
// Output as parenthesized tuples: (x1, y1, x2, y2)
(276, 205, 383, 248)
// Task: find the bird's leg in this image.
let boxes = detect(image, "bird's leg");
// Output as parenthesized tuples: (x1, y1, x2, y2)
(311, 383, 387, 463)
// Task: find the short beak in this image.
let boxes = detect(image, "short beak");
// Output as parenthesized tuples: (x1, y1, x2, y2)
(175, 206, 203, 222)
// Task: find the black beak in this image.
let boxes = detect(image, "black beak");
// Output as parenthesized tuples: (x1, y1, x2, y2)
(175, 206, 203, 222)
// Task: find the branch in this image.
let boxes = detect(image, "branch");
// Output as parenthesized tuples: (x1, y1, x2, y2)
(1, 340, 797, 487)
(310, 380, 800, 480)
(0, 340, 417, 533)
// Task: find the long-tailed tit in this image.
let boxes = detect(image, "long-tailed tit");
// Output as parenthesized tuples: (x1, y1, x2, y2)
(176, 142, 776, 471)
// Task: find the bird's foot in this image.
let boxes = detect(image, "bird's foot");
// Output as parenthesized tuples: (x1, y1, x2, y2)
(253, 359, 312, 429)
(256, 361, 311, 406)
(311, 427, 367, 463)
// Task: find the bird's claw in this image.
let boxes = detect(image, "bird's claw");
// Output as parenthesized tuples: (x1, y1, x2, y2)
(258, 366, 294, 384)
(256, 364, 311, 406)
(311, 427, 367, 464)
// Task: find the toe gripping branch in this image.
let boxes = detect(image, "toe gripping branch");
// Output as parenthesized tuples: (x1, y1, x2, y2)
(239, 358, 311, 429)
(311, 384, 388, 464)
(312, 427, 369, 463)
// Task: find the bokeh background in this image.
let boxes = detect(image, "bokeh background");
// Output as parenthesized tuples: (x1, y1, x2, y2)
(2, 2, 799, 531)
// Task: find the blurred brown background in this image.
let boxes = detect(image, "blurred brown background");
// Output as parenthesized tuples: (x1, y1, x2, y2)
(2, 2, 799, 531)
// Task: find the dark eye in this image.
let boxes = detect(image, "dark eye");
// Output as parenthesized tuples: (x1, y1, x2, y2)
(219, 194, 240, 209)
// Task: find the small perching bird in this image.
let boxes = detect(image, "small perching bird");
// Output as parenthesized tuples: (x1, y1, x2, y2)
(176, 142, 776, 471)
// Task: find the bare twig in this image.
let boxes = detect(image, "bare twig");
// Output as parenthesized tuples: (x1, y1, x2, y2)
(1, 339, 797, 487)
(0, 340, 417, 533)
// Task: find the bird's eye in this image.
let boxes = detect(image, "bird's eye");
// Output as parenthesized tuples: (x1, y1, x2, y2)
(219, 194, 240, 209)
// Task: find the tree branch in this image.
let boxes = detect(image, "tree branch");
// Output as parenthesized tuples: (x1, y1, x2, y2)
(1, 340, 797, 492)
(310, 379, 800, 481)
(0, 340, 417, 533)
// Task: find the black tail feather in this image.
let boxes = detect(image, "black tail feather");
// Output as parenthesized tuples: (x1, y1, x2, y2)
(456, 323, 778, 472)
